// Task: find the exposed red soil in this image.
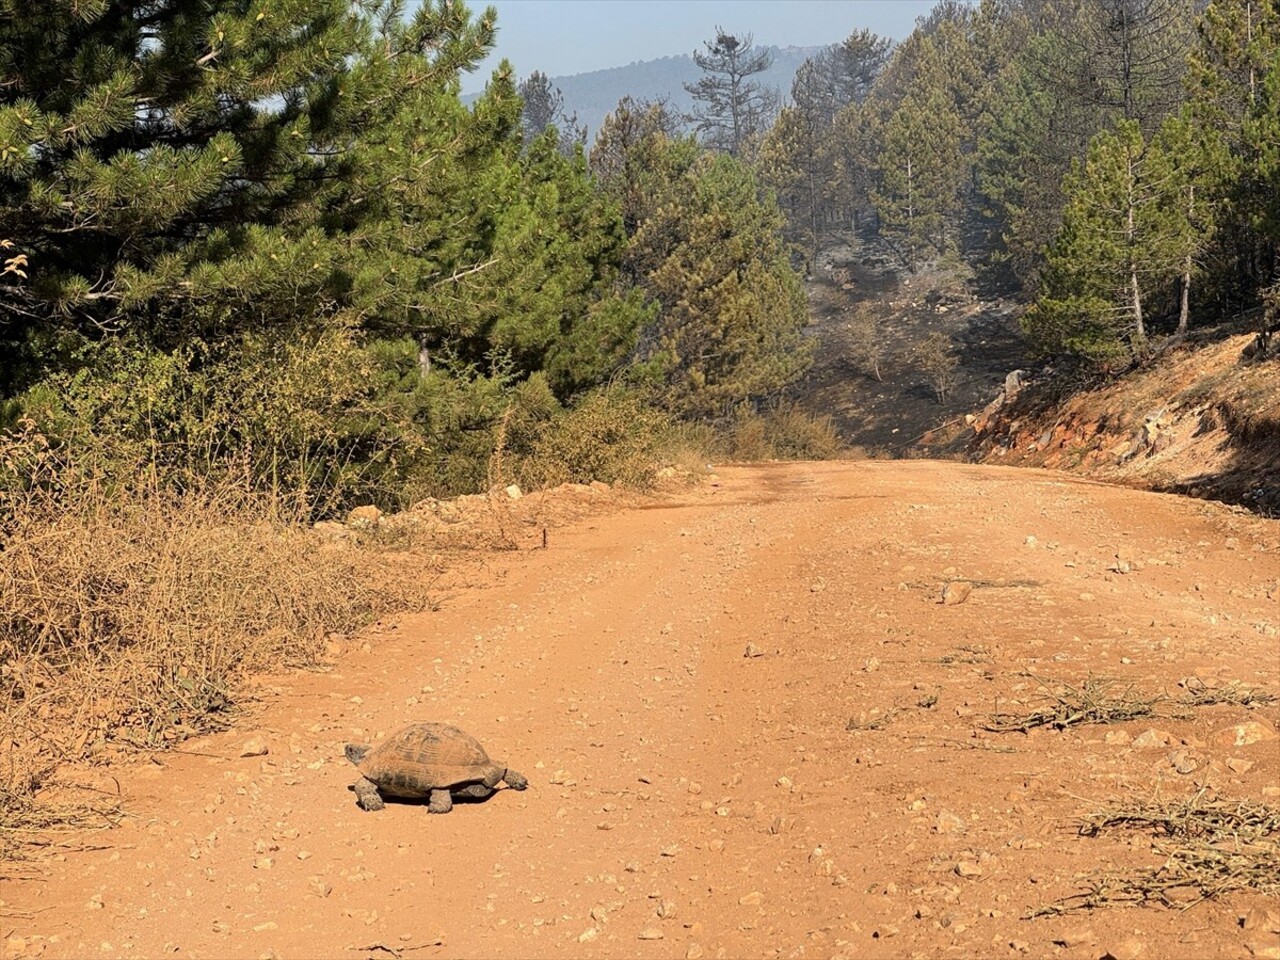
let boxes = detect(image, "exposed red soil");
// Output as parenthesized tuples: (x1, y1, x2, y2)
(4, 461, 1279, 960)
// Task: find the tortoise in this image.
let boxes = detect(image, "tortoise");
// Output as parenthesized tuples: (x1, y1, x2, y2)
(344, 722, 528, 813)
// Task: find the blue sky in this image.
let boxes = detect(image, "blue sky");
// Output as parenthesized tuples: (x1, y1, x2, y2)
(458, 0, 937, 94)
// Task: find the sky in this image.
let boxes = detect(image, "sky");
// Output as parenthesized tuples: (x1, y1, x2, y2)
(457, 0, 937, 95)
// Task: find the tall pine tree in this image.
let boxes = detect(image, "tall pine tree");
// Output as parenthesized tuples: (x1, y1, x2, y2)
(684, 29, 779, 158)
(0, 0, 496, 391)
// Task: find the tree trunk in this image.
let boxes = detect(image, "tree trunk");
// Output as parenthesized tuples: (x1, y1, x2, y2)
(1177, 257, 1187, 335)
(1130, 265, 1145, 342)
(906, 156, 915, 273)
(809, 165, 820, 268)
(1126, 151, 1144, 344)
(1178, 180, 1195, 335)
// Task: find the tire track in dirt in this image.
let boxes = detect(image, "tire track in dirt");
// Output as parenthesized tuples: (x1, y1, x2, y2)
(4, 461, 1278, 960)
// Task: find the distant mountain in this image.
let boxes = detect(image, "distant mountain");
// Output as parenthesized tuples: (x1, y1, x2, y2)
(467, 45, 825, 144)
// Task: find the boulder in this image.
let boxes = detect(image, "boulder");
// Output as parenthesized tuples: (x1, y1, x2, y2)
(346, 505, 383, 529)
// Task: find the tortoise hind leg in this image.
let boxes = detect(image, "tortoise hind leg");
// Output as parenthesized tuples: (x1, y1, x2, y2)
(353, 777, 385, 812)
(428, 788, 453, 814)
(503, 768, 529, 790)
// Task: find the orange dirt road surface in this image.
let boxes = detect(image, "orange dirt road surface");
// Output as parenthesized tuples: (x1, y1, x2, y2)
(4, 461, 1279, 960)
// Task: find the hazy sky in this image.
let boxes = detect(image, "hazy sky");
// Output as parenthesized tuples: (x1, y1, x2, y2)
(458, 0, 936, 94)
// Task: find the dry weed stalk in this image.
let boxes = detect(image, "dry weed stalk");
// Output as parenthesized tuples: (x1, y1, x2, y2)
(1078, 789, 1280, 841)
(982, 675, 1166, 733)
(484, 405, 519, 550)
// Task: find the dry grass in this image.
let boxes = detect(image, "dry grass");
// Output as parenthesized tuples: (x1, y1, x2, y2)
(0, 462, 433, 853)
(982, 676, 1167, 733)
(715, 403, 845, 462)
(1031, 789, 1280, 916)
(846, 706, 906, 731)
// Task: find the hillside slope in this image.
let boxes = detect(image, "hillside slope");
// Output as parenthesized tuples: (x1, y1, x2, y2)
(923, 326, 1280, 517)
(793, 237, 1027, 456)
(793, 238, 1279, 518)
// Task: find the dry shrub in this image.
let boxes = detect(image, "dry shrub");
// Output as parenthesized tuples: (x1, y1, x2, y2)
(517, 388, 674, 490)
(1032, 789, 1280, 915)
(716, 402, 844, 462)
(917, 331, 959, 403)
(0, 436, 431, 840)
(982, 675, 1167, 733)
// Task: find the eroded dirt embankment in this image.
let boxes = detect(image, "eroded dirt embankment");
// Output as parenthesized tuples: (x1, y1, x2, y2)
(795, 237, 1280, 518)
(3, 461, 1278, 960)
(935, 329, 1280, 517)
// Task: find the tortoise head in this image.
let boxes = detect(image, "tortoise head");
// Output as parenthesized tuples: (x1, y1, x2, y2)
(344, 743, 371, 765)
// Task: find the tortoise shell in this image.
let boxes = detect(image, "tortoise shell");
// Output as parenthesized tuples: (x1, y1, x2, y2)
(352, 722, 504, 797)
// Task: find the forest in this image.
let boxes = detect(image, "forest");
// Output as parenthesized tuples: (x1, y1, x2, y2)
(0, 0, 1276, 514)
(752, 0, 1278, 366)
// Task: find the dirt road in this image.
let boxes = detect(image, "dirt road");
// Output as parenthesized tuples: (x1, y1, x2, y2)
(5, 461, 1279, 960)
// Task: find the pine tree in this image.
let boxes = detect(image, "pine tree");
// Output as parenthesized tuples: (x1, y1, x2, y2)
(629, 149, 812, 419)
(684, 29, 779, 158)
(828, 97, 882, 235)
(484, 132, 644, 395)
(756, 105, 821, 260)
(0, 0, 496, 391)
(1024, 118, 1194, 361)
(1189, 0, 1280, 300)
(589, 96, 685, 237)
(832, 28, 894, 106)
(517, 70, 585, 155)
(872, 86, 966, 271)
(1030, 0, 1196, 133)
(758, 28, 891, 259)
(1150, 110, 1222, 334)
(976, 36, 1097, 290)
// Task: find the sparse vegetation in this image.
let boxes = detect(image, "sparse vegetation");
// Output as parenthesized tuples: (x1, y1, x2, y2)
(1031, 790, 1280, 915)
(917, 331, 960, 404)
(982, 676, 1167, 733)
(844, 306, 885, 382)
(0, 433, 433, 838)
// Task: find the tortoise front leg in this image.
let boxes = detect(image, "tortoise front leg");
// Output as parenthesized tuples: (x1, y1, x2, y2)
(428, 788, 453, 814)
(454, 784, 493, 801)
(353, 777, 385, 812)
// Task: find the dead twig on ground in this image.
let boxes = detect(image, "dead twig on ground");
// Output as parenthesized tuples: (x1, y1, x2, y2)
(1178, 678, 1277, 709)
(982, 675, 1165, 733)
(1028, 788, 1280, 917)
(846, 707, 904, 731)
(349, 940, 444, 958)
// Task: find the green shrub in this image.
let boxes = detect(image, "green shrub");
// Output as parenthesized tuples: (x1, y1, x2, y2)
(12, 323, 424, 517)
